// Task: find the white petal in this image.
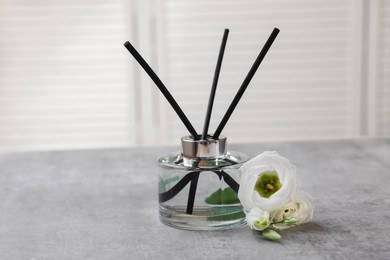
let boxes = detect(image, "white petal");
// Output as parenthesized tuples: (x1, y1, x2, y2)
(238, 151, 297, 212)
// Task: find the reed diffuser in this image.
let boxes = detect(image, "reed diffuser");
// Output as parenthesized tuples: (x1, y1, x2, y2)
(124, 28, 279, 230)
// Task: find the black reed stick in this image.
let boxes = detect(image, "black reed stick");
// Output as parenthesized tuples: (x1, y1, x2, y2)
(124, 41, 199, 138)
(213, 28, 280, 139)
(201, 29, 229, 140)
(186, 172, 200, 214)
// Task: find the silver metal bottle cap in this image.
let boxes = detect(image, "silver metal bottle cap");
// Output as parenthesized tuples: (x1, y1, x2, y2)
(181, 135, 227, 159)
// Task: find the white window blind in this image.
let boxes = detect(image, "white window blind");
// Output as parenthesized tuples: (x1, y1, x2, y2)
(0, 0, 388, 152)
(379, 0, 390, 136)
(161, 0, 364, 144)
(366, 0, 390, 137)
(0, 0, 143, 151)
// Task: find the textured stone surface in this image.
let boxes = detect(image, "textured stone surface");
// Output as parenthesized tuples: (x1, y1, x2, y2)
(0, 138, 389, 259)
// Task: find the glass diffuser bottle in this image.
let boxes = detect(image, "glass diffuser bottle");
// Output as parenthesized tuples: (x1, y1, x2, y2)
(125, 27, 279, 231)
(158, 135, 250, 230)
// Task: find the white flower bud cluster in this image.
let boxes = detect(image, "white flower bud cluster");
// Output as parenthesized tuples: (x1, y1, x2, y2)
(238, 151, 314, 240)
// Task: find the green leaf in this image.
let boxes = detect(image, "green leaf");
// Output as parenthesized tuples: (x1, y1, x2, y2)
(260, 229, 282, 241)
(221, 187, 240, 204)
(205, 188, 223, 204)
(205, 187, 240, 205)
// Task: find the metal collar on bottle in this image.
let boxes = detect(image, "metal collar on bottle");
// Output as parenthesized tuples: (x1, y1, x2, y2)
(181, 135, 227, 159)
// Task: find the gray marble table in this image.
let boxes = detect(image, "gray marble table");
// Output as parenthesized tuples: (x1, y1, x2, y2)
(1, 138, 389, 259)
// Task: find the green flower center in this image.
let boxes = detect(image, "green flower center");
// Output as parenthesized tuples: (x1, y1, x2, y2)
(254, 171, 282, 198)
(253, 217, 269, 230)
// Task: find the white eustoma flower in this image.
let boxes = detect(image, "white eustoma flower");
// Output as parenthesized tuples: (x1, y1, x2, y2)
(270, 190, 314, 230)
(238, 151, 296, 212)
(246, 207, 270, 231)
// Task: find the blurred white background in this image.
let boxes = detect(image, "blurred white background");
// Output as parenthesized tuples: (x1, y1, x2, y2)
(0, 0, 389, 152)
